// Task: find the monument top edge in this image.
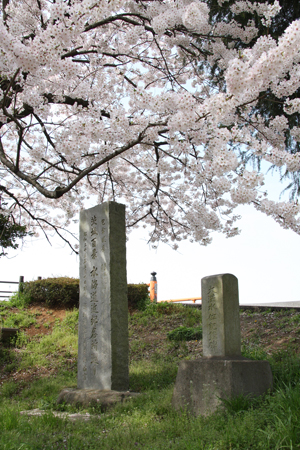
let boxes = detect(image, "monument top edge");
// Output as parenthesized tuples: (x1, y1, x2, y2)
(202, 273, 237, 281)
(80, 201, 126, 213)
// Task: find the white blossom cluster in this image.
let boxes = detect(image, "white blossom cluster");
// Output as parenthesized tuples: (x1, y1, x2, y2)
(0, 0, 300, 250)
(285, 99, 300, 115)
(147, 0, 211, 35)
(257, 199, 300, 234)
(230, 1, 281, 27)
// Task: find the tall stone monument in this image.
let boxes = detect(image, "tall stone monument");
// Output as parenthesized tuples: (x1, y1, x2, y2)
(57, 201, 141, 408)
(77, 201, 128, 391)
(172, 273, 273, 416)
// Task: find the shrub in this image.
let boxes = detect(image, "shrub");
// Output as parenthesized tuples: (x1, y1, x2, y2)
(127, 284, 149, 311)
(21, 278, 149, 310)
(167, 325, 202, 341)
(23, 277, 79, 307)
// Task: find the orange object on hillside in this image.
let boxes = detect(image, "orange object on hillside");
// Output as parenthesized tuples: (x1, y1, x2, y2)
(147, 272, 157, 303)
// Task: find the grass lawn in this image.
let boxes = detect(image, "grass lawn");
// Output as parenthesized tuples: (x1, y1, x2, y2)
(1, 299, 300, 449)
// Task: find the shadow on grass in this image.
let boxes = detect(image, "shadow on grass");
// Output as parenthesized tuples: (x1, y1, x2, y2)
(129, 362, 178, 392)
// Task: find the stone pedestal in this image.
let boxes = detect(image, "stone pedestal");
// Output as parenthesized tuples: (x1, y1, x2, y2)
(57, 389, 139, 410)
(172, 273, 273, 416)
(172, 357, 273, 416)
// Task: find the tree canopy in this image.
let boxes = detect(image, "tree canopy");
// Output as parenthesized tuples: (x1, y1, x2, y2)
(1, 0, 300, 252)
(0, 213, 27, 256)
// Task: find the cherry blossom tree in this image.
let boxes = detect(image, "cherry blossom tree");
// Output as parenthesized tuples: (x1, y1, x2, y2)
(1, 0, 300, 252)
(206, 0, 300, 197)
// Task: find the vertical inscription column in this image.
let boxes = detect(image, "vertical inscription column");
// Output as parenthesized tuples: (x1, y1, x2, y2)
(78, 228, 89, 383)
(207, 286, 218, 354)
(202, 273, 241, 357)
(77, 202, 128, 390)
(90, 213, 99, 379)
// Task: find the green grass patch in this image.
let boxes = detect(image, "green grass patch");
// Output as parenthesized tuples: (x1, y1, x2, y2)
(167, 325, 202, 341)
(2, 311, 36, 329)
(130, 360, 178, 392)
(17, 310, 78, 370)
(129, 302, 202, 327)
(7, 292, 32, 309)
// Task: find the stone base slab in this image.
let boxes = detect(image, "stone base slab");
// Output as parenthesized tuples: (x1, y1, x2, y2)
(172, 357, 273, 416)
(20, 409, 99, 421)
(57, 389, 140, 410)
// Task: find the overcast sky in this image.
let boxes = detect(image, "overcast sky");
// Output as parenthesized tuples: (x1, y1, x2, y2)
(1, 166, 300, 305)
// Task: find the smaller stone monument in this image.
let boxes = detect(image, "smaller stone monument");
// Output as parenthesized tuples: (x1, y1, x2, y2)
(202, 273, 241, 358)
(172, 273, 273, 416)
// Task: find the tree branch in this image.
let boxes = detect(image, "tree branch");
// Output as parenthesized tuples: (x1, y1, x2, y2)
(0, 185, 79, 253)
(0, 128, 150, 198)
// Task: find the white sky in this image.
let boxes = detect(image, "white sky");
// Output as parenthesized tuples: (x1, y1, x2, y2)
(1, 167, 300, 305)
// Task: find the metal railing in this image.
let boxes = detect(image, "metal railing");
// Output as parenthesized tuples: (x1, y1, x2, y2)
(159, 297, 202, 304)
(147, 271, 201, 304)
(0, 275, 24, 299)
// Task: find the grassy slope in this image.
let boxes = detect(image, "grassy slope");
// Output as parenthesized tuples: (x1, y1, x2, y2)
(1, 300, 300, 449)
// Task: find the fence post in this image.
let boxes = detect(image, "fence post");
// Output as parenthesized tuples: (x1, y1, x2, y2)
(18, 276, 24, 295)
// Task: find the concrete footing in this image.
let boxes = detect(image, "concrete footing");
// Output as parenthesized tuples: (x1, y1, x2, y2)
(57, 389, 140, 410)
(172, 357, 273, 416)
(0, 328, 19, 342)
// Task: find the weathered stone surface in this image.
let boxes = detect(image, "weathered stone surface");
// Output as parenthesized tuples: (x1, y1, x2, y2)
(57, 389, 140, 410)
(77, 201, 128, 391)
(202, 273, 241, 357)
(172, 357, 273, 416)
(20, 409, 100, 421)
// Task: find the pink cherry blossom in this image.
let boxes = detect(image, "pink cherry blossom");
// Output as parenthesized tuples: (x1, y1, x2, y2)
(0, 0, 299, 252)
